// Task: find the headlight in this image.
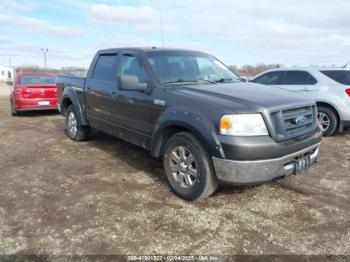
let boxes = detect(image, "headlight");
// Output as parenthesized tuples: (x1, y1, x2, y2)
(220, 114, 268, 136)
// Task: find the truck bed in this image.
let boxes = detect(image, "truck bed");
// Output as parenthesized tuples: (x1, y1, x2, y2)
(57, 75, 86, 88)
(56, 75, 86, 114)
(57, 75, 85, 92)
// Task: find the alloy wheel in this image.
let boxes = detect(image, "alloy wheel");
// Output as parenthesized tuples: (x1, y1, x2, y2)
(169, 146, 198, 188)
(67, 111, 78, 138)
(317, 112, 331, 133)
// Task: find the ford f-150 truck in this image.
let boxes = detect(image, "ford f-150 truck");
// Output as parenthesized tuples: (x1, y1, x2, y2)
(57, 47, 322, 200)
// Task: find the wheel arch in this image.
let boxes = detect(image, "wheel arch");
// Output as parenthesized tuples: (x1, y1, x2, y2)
(151, 117, 224, 159)
(60, 96, 72, 115)
(60, 86, 89, 126)
(316, 101, 341, 129)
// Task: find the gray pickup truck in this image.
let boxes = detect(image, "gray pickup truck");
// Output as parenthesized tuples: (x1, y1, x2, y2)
(57, 47, 322, 200)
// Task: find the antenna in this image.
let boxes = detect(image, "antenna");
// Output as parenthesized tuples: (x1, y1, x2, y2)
(160, 14, 165, 49)
(160, 13, 166, 84)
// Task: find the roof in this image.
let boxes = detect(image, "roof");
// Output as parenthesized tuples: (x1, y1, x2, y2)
(257, 66, 350, 76)
(17, 72, 56, 76)
(268, 66, 349, 71)
(98, 47, 205, 53)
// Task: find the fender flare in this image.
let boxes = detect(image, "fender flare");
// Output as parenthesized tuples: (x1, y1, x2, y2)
(60, 86, 89, 126)
(150, 108, 225, 159)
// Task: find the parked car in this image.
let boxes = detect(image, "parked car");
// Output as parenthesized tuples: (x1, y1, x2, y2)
(57, 48, 322, 200)
(249, 67, 350, 136)
(10, 73, 58, 116)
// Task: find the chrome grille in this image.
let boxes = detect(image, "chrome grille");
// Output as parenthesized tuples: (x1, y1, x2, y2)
(271, 105, 317, 141)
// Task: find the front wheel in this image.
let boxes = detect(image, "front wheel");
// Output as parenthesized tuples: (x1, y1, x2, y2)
(162, 132, 218, 201)
(317, 106, 338, 136)
(65, 105, 90, 141)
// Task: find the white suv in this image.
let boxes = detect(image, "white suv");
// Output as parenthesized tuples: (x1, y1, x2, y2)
(249, 67, 350, 136)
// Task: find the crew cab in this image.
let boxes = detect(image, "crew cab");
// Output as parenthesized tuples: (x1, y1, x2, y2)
(10, 73, 58, 116)
(57, 48, 322, 200)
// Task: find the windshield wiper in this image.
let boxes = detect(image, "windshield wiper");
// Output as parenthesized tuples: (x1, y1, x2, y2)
(214, 77, 236, 83)
(162, 79, 216, 84)
(197, 79, 216, 84)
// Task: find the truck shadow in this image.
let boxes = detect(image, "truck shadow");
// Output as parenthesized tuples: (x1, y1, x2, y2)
(86, 131, 169, 188)
(82, 131, 260, 197)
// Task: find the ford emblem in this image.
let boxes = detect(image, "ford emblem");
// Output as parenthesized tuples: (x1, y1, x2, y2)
(293, 116, 307, 125)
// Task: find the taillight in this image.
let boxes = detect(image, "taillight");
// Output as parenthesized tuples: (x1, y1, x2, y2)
(346, 88, 350, 96)
(14, 88, 31, 97)
(22, 89, 31, 97)
(14, 88, 22, 95)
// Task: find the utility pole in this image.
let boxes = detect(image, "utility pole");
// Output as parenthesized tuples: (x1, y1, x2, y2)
(41, 48, 48, 70)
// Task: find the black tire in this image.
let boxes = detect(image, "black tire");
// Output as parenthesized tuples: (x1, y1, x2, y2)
(317, 106, 338, 136)
(11, 103, 19, 116)
(65, 105, 90, 141)
(162, 132, 218, 201)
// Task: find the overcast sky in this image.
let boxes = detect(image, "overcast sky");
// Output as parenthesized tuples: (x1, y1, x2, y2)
(0, 0, 349, 68)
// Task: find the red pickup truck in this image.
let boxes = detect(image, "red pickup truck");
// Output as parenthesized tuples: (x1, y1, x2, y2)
(10, 73, 58, 116)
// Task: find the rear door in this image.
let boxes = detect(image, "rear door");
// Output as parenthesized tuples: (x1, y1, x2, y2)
(276, 70, 318, 92)
(84, 52, 118, 128)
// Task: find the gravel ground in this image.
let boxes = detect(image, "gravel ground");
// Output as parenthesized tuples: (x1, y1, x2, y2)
(0, 96, 349, 256)
(0, 85, 11, 97)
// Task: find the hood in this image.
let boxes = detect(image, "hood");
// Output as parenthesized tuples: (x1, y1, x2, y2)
(173, 82, 313, 112)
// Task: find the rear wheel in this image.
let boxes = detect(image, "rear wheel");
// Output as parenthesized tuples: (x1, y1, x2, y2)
(65, 105, 90, 141)
(162, 132, 218, 201)
(11, 103, 19, 116)
(317, 106, 338, 136)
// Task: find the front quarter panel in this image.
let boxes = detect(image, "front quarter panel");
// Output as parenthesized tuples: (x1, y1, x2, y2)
(151, 105, 225, 159)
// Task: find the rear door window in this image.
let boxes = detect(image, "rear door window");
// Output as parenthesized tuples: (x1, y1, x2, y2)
(282, 71, 317, 85)
(92, 54, 117, 81)
(252, 71, 284, 85)
(320, 70, 350, 85)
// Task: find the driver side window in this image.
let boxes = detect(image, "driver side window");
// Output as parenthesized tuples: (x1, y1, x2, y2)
(253, 71, 283, 85)
(118, 54, 146, 83)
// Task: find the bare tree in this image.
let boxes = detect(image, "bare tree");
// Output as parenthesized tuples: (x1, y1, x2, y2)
(229, 63, 282, 77)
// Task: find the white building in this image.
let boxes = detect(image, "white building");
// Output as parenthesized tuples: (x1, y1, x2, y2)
(0, 64, 15, 82)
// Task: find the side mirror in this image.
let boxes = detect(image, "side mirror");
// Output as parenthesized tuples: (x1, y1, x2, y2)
(118, 75, 147, 92)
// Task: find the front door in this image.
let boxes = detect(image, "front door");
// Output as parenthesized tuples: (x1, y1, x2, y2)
(110, 51, 156, 147)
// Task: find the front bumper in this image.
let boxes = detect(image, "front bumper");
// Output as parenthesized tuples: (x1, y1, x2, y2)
(213, 143, 320, 185)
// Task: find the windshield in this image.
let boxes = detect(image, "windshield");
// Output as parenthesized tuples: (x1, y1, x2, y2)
(19, 75, 56, 84)
(320, 70, 350, 85)
(146, 51, 240, 85)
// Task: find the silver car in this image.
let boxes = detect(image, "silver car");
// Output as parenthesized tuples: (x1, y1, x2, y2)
(249, 67, 350, 136)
